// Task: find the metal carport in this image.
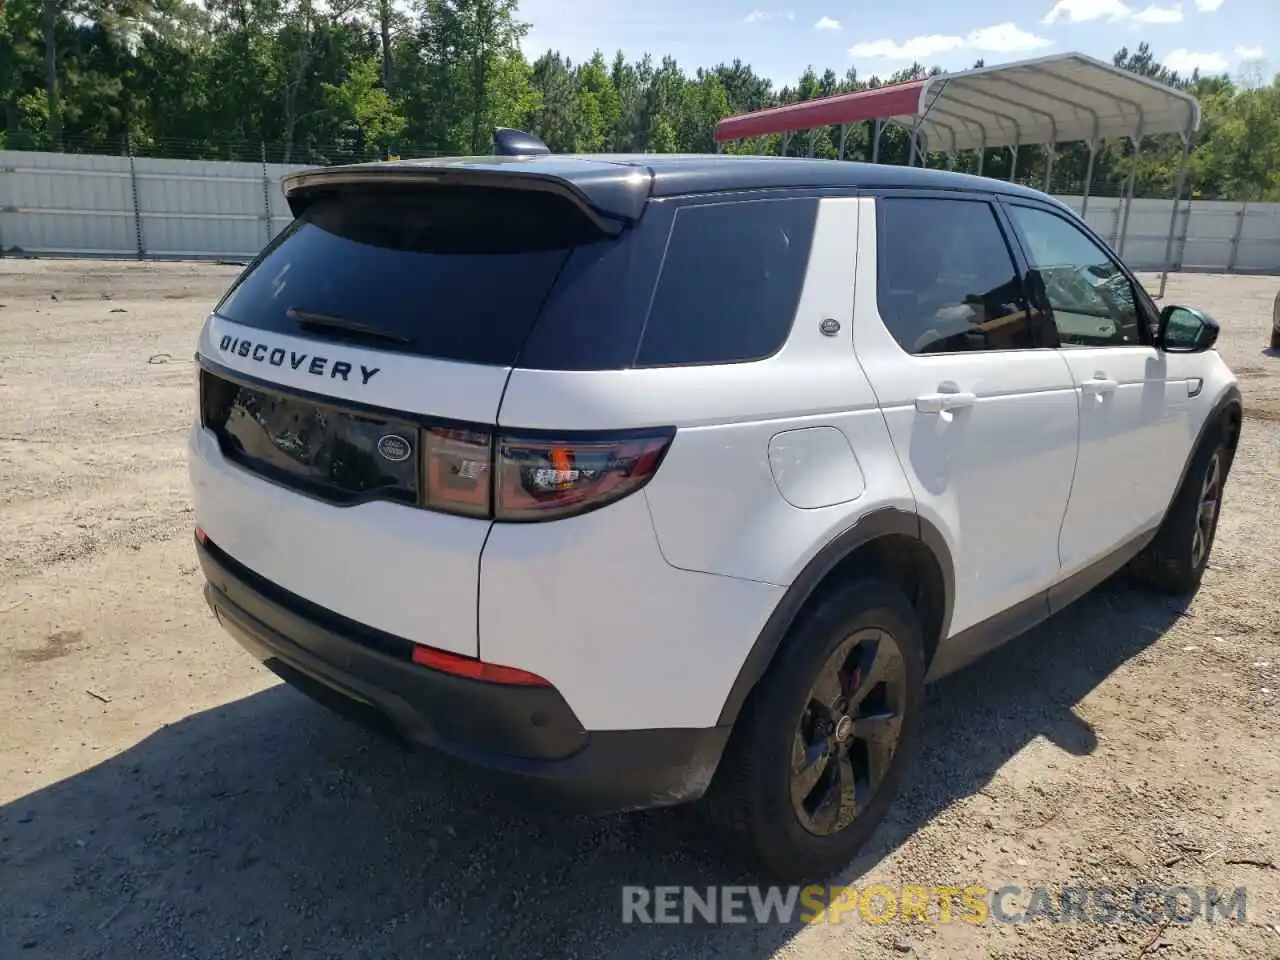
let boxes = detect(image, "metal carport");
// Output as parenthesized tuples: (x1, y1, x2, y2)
(712, 52, 1201, 298)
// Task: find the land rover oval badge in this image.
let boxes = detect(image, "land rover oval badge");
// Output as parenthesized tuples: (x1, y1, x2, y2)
(819, 318, 841, 337)
(377, 434, 412, 462)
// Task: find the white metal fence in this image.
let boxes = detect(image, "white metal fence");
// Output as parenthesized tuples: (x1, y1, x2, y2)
(0, 150, 304, 261)
(2, 149, 1279, 273)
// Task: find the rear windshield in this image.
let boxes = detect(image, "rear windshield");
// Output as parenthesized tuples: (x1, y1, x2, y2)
(215, 184, 610, 366)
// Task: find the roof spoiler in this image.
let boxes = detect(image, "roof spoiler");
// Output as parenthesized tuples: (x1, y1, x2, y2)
(492, 127, 551, 157)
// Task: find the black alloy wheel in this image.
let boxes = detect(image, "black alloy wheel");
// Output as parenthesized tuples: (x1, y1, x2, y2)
(790, 628, 906, 836)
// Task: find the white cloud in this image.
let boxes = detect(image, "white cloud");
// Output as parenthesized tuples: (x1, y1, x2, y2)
(849, 23, 1052, 60)
(849, 34, 966, 59)
(968, 23, 1055, 53)
(1234, 45, 1263, 59)
(1133, 3, 1183, 22)
(744, 8, 794, 22)
(1194, 0, 1224, 9)
(814, 16, 841, 30)
(1042, 0, 1132, 24)
(1163, 48, 1229, 73)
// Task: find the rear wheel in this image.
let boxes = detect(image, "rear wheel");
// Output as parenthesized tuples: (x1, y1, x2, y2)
(1129, 427, 1229, 595)
(706, 580, 925, 881)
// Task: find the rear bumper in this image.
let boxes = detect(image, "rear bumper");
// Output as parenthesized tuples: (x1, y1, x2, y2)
(197, 535, 729, 813)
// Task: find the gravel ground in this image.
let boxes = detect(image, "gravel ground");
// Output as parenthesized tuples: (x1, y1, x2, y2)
(1, 260, 1278, 960)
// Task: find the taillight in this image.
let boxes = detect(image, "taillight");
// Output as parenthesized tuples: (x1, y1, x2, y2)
(494, 429, 674, 521)
(420, 426, 492, 518)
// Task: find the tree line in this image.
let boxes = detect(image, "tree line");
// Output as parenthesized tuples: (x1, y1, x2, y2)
(2, 0, 1279, 200)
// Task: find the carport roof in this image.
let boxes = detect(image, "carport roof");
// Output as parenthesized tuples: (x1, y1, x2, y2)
(712, 52, 1201, 152)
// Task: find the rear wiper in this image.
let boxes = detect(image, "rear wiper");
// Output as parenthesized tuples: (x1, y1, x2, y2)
(286, 307, 414, 345)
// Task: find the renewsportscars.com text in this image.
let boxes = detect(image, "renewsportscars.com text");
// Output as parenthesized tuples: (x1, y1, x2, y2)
(620, 884, 1248, 925)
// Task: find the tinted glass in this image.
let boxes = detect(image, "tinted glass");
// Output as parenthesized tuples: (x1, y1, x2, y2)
(1007, 204, 1143, 348)
(876, 197, 1045, 354)
(215, 185, 610, 366)
(636, 197, 819, 366)
(515, 208, 673, 371)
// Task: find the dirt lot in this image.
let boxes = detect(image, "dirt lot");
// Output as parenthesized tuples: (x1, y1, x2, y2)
(1, 260, 1278, 960)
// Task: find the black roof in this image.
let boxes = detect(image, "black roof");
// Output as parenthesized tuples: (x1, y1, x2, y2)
(283, 152, 1062, 226)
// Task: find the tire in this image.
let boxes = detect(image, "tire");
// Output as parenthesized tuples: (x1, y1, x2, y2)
(1270, 328, 1280, 351)
(1128, 424, 1230, 595)
(705, 580, 926, 881)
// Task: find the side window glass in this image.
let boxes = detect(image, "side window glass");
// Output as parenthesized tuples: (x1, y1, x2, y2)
(875, 197, 1045, 355)
(636, 197, 819, 367)
(1006, 205, 1143, 348)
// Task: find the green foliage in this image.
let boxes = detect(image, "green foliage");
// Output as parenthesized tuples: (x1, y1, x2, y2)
(1, 1, 1278, 199)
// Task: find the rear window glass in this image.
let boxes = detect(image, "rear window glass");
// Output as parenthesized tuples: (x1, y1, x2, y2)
(635, 197, 819, 367)
(215, 185, 609, 366)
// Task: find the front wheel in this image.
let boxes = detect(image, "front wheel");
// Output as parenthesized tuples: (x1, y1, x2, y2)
(706, 580, 925, 881)
(1129, 430, 1229, 595)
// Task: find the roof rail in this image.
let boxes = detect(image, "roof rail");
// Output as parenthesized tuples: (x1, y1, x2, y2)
(493, 127, 551, 157)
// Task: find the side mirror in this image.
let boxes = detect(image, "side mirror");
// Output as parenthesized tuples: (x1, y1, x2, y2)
(1158, 305, 1219, 353)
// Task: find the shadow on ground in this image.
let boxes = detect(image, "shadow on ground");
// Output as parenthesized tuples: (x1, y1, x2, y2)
(0, 577, 1192, 960)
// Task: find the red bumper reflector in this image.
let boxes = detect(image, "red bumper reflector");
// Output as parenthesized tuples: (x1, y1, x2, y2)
(410, 645, 551, 687)
(195, 526, 208, 544)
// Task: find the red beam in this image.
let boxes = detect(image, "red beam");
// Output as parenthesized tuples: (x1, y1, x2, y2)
(713, 79, 928, 142)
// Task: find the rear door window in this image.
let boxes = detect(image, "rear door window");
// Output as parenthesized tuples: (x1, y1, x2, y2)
(875, 195, 1050, 354)
(215, 185, 610, 366)
(635, 197, 819, 367)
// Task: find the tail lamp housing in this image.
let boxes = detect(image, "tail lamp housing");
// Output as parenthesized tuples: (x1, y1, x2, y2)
(421, 425, 675, 522)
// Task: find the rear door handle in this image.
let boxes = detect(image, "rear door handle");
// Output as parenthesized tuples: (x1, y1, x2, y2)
(916, 391, 977, 414)
(1081, 376, 1119, 396)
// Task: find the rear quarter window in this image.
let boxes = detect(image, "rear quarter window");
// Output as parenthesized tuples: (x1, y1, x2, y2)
(635, 196, 819, 367)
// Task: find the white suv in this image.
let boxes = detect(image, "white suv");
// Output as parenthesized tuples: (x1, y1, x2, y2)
(189, 137, 1242, 881)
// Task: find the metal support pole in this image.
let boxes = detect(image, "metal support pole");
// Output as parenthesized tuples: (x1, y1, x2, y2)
(976, 146, 984, 177)
(261, 141, 273, 246)
(1227, 201, 1248, 273)
(1043, 143, 1056, 192)
(906, 127, 917, 167)
(1117, 122, 1144, 259)
(913, 130, 928, 168)
(781, 132, 792, 157)
(872, 120, 884, 164)
(1157, 128, 1193, 299)
(126, 133, 144, 260)
(806, 129, 818, 158)
(1008, 142, 1019, 183)
(0, 160, 7, 257)
(1176, 202, 1192, 270)
(837, 124, 848, 161)
(1080, 142, 1097, 218)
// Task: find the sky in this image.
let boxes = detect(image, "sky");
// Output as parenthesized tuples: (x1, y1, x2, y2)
(519, 0, 1276, 89)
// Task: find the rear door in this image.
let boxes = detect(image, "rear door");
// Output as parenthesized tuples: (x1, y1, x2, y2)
(192, 181, 621, 656)
(854, 191, 1080, 640)
(999, 199, 1190, 581)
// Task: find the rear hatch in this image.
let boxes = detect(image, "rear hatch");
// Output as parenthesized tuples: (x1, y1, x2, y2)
(193, 168, 644, 656)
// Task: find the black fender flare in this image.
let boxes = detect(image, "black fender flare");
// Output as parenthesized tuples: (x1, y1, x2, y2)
(1161, 384, 1242, 523)
(715, 507, 954, 727)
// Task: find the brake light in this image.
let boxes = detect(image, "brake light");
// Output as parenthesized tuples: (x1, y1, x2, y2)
(495, 430, 674, 521)
(411, 644, 550, 686)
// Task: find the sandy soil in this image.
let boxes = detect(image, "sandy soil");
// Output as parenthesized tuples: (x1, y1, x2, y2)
(1, 260, 1278, 960)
